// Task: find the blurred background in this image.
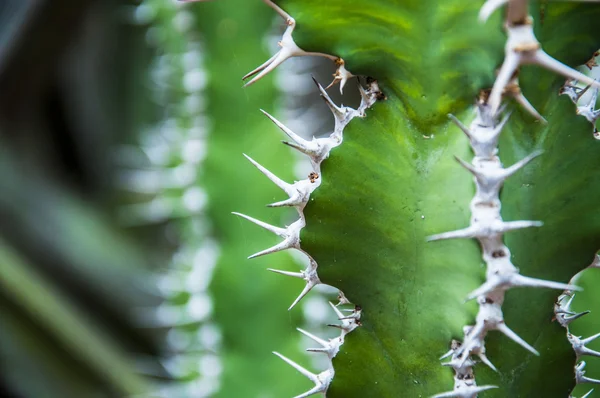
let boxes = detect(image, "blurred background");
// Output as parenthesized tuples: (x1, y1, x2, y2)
(0, 0, 360, 397)
(0, 1, 597, 397)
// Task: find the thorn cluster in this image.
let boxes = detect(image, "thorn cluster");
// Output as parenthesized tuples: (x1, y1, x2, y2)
(555, 286, 600, 393)
(234, 7, 382, 389)
(242, 0, 353, 93)
(430, 96, 579, 397)
(480, 1, 600, 122)
(560, 51, 600, 139)
(125, 1, 224, 396)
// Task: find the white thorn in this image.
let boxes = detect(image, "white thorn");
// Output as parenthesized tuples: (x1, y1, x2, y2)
(490, 51, 522, 116)
(327, 301, 360, 334)
(273, 352, 333, 397)
(479, 0, 508, 22)
(297, 328, 342, 359)
(232, 212, 286, 236)
(269, 263, 321, 309)
(329, 301, 345, 319)
(496, 323, 539, 355)
(448, 113, 473, 139)
(576, 361, 600, 385)
(267, 268, 303, 278)
(502, 150, 544, 178)
(337, 290, 351, 306)
(427, 226, 478, 241)
(243, 153, 293, 195)
(326, 61, 354, 94)
(503, 74, 547, 122)
(576, 87, 600, 124)
(261, 109, 336, 165)
(534, 51, 600, 93)
(442, 356, 477, 371)
(288, 277, 320, 311)
(466, 272, 579, 301)
(261, 109, 313, 150)
(575, 389, 595, 398)
(558, 311, 592, 327)
(232, 213, 302, 258)
(569, 333, 600, 359)
(478, 353, 498, 372)
(440, 348, 455, 360)
(243, 1, 336, 87)
(489, 22, 600, 116)
(313, 76, 346, 119)
(273, 351, 318, 382)
(581, 332, 600, 346)
(512, 90, 547, 123)
(244, 48, 294, 87)
(560, 80, 590, 104)
(297, 328, 329, 347)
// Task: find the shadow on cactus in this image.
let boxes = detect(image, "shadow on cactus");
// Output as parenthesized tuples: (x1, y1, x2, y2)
(185, 0, 600, 396)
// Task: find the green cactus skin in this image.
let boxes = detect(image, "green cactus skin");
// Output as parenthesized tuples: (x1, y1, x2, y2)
(186, 0, 599, 396)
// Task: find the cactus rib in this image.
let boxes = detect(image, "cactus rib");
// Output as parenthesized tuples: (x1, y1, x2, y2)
(426, 3, 600, 396)
(555, 251, 600, 396)
(224, 4, 384, 395)
(234, 73, 380, 395)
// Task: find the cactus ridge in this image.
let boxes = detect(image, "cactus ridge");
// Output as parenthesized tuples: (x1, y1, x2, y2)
(559, 51, 600, 139)
(429, 100, 581, 397)
(221, 2, 386, 395)
(233, 73, 381, 395)
(427, 2, 599, 396)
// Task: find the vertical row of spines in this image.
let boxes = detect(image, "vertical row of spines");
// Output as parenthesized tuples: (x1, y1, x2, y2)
(233, 76, 380, 396)
(431, 2, 599, 396)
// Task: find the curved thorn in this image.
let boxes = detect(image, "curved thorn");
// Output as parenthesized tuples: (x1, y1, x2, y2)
(248, 239, 293, 259)
(502, 150, 543, 177)
(490, 52, 521, 116)
(288, 280, 318, 310)
(427, 227, 476, 242)
(534, 51, 600, 91)
(479, 0, 508, 22)
(448, 114, 473, 139)
(273, 352, 317, 382)
(496, 323, 539, 355)
(297, 328, 328, 347)
(267, 268, 303, 278)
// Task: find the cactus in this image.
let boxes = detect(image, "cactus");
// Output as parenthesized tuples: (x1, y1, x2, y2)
(178, 0, 600, 396)
(123, 0, 312, 396)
